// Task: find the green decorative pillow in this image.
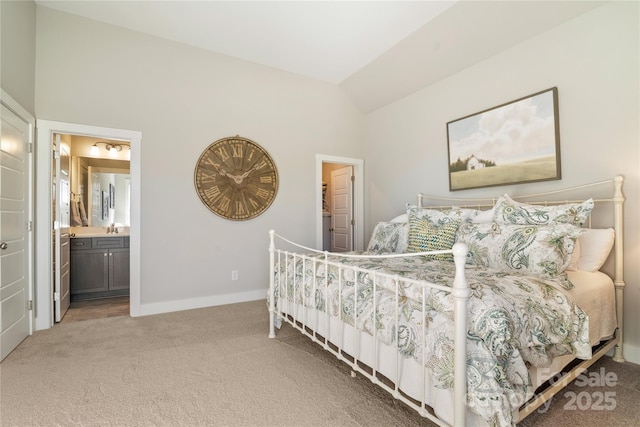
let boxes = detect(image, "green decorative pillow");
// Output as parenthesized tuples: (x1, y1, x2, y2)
(407, 215, 460, 260)
(493, 194, 594, 227)
(456, 221, 583, 289)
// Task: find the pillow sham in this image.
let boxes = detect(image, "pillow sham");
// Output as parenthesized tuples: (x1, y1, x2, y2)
(493, 194, 594, 227)
(367, 221, 409, 254)
(456, 221, 583, 289)
(407, 215, 460, 260)
(407, 205, 478, 225)
(566, 238, 581, 271)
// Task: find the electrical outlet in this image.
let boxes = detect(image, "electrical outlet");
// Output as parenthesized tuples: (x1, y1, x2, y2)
(231, 270, 238, 281)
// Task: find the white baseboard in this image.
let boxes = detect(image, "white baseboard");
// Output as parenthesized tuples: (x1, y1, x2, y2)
(136, 289, 267, 317)
(622, 341, 640, 365)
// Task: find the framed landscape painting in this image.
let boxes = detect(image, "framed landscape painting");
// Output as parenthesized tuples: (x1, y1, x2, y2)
(447, 87, 561, 191)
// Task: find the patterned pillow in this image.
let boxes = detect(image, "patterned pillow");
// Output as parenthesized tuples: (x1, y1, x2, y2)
(407, 214, 460, 260)
(493, 194, 594, 227)
(407, 205, 479, 225)
(456, 221, 583, 289)
(366, 222, 409, 253)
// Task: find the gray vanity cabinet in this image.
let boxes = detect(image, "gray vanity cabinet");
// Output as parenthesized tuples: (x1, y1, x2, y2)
(70, 236, 130, 300)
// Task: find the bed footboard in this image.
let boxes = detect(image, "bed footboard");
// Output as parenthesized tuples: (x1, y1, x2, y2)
(267, 229, 470, 427)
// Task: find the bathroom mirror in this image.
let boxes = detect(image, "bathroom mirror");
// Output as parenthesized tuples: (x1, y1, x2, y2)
(87, 167, 131, 227)
(72, 156, 131, 227)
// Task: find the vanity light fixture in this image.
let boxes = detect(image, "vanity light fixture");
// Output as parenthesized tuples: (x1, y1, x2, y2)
(90, 141, 131, 158)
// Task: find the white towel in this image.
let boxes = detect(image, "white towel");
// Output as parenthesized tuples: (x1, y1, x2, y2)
(78, 198, 89, 226)
(70, 200, 82, 226)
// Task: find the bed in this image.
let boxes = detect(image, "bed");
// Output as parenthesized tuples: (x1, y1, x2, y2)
(267, 176, 625, 427)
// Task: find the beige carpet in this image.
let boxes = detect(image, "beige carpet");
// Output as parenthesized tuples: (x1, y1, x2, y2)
(1, 300, 639, 426)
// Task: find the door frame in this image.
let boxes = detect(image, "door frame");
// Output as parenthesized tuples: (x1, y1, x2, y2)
(0, 89, 35, 336)
(315, 154, 364, 251)
(35, 120, 141, 330)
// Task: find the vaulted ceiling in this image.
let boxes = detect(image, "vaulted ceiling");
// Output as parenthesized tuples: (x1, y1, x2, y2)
(35, 1, 604, 112)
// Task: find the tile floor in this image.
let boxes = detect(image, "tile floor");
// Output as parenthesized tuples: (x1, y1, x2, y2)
(61, 296, 129, 323)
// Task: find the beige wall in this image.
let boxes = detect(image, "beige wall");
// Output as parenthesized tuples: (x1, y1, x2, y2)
(363, 2, 640, 362)
(35, 7, 363, 308)
(1, 0, 37, 114)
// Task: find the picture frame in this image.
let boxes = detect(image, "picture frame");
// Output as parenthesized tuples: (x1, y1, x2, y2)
(446, 87, 561, 191)
(109, 183, 115, 208)
(102, 190, 109, 220)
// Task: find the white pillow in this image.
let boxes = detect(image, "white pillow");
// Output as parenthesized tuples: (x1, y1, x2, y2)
(472, 207, 495, 223)
(576, 228, 615, 272)
(390, 213, 408, 223)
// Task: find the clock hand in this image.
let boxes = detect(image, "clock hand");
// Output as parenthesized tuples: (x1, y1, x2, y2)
(228, 174, 245, 184)
(212, 163, 229, 177)
(238, 170, 252, 180)
(239, 162, 261, 179)
(229, 163, 260, 184)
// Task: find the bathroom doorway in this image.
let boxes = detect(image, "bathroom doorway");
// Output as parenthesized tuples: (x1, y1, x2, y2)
(54, 133, 131, 322)
(35, 121, 141, 331)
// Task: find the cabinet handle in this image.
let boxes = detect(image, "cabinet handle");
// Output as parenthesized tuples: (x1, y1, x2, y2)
(104, 253, 108, 256)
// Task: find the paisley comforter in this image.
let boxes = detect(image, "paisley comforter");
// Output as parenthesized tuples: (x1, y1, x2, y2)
(272, 254, 591, 426)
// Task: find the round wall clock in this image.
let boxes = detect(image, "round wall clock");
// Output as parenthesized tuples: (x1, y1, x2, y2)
(194, 136, 278, 220)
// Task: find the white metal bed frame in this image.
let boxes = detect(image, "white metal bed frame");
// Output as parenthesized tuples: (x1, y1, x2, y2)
(267, 176, 625, 427)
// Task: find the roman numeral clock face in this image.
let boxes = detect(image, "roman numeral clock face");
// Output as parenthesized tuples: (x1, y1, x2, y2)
(194, 136, 278, 220)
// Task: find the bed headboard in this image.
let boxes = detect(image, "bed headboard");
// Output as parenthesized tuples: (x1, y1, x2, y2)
(417, 176, 624, 276)
(416, 175, 626, 361)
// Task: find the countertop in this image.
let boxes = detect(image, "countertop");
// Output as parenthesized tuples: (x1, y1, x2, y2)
(70, 227, 130, 238)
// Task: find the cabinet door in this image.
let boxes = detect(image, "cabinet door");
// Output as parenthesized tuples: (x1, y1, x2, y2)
(109, 248, 130, 291)
(70, 249, 109, 294)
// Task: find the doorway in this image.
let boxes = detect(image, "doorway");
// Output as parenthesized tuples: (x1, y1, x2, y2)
(323, 164, 353, 252)
(315, 155, 364, 252)
(54, 134, 131, 322)
(35, 121, 141, 331)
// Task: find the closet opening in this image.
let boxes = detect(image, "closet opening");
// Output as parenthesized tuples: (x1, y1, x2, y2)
(315, 155, 364, 253)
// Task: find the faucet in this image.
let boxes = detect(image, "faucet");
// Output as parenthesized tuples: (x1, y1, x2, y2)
(107, 223, 116, 234)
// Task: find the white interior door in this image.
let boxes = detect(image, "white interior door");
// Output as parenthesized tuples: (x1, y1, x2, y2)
(0, 101, 32, 360)
(53, 134, 70, 322)
(330, 166, 353, 252)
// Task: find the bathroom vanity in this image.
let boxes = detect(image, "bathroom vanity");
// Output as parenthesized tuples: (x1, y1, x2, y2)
(70, 234, 130, 301)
